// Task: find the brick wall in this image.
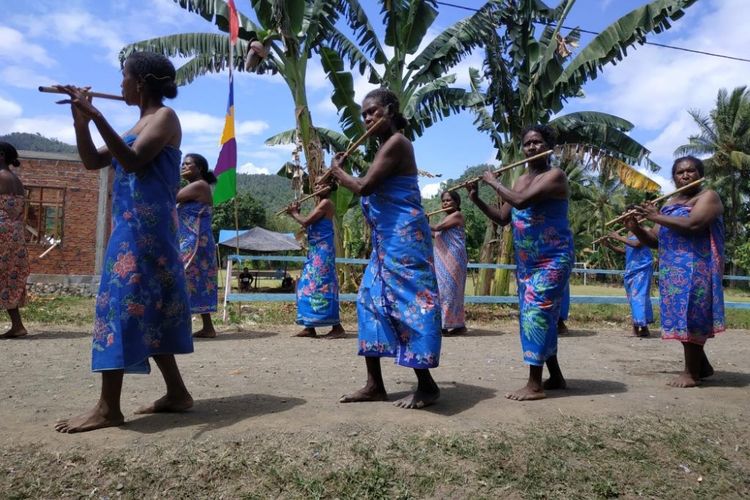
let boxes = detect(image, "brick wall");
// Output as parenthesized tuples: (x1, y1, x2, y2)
(16, 151, 110, 276)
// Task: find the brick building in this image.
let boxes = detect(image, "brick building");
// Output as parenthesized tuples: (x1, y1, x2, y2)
(16, 151, 111, 293)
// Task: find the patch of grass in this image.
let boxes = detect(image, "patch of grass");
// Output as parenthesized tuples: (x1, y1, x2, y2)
(21, 295, 94, 325)
(1, 414, 748, 499)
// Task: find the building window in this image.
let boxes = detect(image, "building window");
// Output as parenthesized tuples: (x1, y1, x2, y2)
(24, 186, 65, 245)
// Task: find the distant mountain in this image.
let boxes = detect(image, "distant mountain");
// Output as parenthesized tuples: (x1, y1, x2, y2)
(236, 173, 294, 213)
(0, 132, 78, 154)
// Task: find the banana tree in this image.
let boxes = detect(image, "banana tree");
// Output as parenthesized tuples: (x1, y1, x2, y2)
(463, 0, 696, 294)
(121, 0, 346, 190)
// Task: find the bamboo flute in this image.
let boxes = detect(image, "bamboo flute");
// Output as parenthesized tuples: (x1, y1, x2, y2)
(317, 117, 386, 186)
(605, 178, 705, 227)
(445, 149, 553, 193)
(426, 207, 451, 217)
(38, 86, 125, 101)
(274, 186, 331, 216)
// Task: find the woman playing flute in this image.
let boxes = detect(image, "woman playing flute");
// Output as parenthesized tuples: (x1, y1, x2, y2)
(602, 231, 654, 337)
(431, 191, 468, 336)
(286, 185, 345, 339)
(467, 125, 573, 401)
(54, 52, 193, 433)
(624, 156, 724, 387)
(330, 88, 442, 409)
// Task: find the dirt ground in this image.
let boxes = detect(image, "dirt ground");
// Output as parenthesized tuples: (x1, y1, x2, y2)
(1, 319, 748, 450)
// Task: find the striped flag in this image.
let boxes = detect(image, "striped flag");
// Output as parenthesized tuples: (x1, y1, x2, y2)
(212, 0, 240, 205)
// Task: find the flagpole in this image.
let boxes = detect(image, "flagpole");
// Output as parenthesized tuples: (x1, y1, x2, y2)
(228, 17, 241, 319)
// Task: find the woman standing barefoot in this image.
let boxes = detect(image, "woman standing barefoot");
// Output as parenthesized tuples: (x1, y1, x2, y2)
(54, 52, 193, 433)
(177, 153, 219, 338)
(467, 125, 573, 401)
(0, 142, 29, 339)
(330, 88, 442, 409)
(625, 156, 724, 387)
(286, 186, 346, 339)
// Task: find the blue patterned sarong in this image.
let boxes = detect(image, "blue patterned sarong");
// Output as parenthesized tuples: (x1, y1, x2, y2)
(512, 199, 574, 366)
(658, 204, 725, 344)
(92, 135, 193, 374)
(177, 200, 218, 314)
(624, 236, 654, 327)
(357, 175, 442, 369)
(434, 226, 467, 329)
(560, 283, 570, 321)
(296, 217, 340, 327)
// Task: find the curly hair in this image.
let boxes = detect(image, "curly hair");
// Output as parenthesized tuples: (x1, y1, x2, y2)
(0, 142, 20, 167)
(521, 124, 557, 150)
(364, 88, 408, 130)
(124, 51, 178, 100)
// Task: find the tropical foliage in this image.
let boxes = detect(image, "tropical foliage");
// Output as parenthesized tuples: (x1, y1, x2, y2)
(675, 85, 750, 264)
(460, 0, 696, 293)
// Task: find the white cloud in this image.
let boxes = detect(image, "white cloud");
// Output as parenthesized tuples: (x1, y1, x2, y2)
(238, 162, 270, 175)
(0, 97, 23, 120)
(178, 110, 269, 139)
(578, 0, 750, 168)
(0, 65, 55, 90)
(0, 27, 55, 67)
(420, 182, 442, 199)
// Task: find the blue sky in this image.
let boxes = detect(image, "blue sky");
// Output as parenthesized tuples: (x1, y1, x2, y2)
(1, 0, 749, 197)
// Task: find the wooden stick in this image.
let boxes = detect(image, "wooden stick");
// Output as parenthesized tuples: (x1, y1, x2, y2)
(38, 86, 125, 101)
(426, 207, 451, 217)
(605, 178, 705, 227)
(274, 186, 331, 216)
(445, 150, 553, 193)
(38, 241, 60, 259)
(317, 117, 386, 185)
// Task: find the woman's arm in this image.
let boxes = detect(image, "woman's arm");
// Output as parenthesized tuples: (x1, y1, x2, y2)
(177, 180, 212, 204)
(58, 86, 179, 174)
(602, 238, 625, 255)
(636, 190, 723, 234)
(482, 167, 567, 209)
(431, 211, 464, 232)
(330, 134, 410, 196)
(466, 181, 510, 226)
(624, 215, 659, 249)
(288, 199, 331, 228)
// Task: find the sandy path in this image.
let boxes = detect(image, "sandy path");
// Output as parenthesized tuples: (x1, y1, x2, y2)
(1, 321, 748, 450)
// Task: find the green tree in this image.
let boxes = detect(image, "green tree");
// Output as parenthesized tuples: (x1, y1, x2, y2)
(462, 0, 695, 294)
(675, 86, 750, 264)
(212, 192, 267, 237)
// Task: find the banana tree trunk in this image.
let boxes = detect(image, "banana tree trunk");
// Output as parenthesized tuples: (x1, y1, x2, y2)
(477, 222, 498, 295)
(491, 226, 514, 295)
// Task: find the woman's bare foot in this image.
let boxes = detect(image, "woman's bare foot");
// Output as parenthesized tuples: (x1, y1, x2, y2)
(294, 328, 316, 338)
(134, 393, 194, 414)
(320, 324, 346, 339)
(339, 387, 388, 403)
(542, 376, 566, 390)
(448, 326, 467, 336)
(0, 327, 28, 339)
(393, 388, 440, 409)
(192, 328, 216, 338)
(639, 326, 651, 337)
(667, 372, 700, 388)
(441, 328, 449, 336)
(505, 384, 546, 401)
(557, 319, 569, 335)
(55, 403, 124, 433)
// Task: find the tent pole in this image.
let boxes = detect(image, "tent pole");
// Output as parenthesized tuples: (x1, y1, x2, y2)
(234, 197, 241, 321)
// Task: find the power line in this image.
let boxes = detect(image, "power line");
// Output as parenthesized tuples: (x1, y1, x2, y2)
(434, 0, 750, 64)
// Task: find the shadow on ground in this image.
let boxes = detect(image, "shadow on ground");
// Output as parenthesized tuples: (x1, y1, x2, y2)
(551, 378, 628, 398)
(122, 393, 305, 438)
(385, 382, 497, 417)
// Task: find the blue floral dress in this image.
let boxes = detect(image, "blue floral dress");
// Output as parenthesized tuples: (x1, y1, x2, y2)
(512, 198, 574, 366)
(357, 175, 442, 369)
(92, 136, 193, 373)
(296, 217, 340, 327)
(624, 236, 654, 327)
(658, 204, 725, 344)
(177, 200, 218, 314)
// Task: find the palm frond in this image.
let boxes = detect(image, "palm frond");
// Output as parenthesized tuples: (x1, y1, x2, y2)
(319, 46, 366, 140)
